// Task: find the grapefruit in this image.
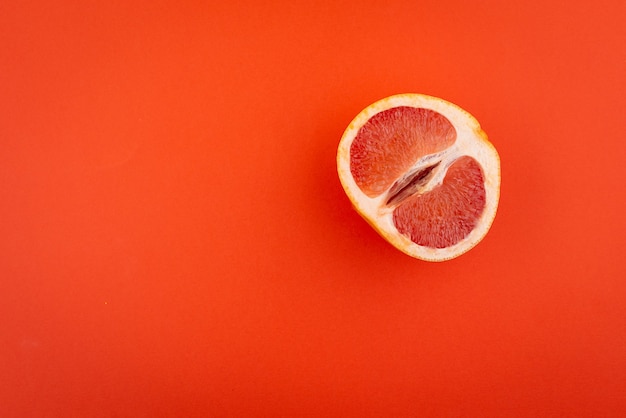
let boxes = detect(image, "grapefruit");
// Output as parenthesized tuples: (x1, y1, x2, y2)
(337, 94, 500, 261)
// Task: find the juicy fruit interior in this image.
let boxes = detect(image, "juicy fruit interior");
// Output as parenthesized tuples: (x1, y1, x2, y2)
(350, 107, 486, 249)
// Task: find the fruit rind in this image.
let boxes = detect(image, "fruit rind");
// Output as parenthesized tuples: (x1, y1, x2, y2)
(337, 93, 500, 262)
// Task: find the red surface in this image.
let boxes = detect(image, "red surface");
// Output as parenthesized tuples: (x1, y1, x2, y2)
(1, 1, 625, 416)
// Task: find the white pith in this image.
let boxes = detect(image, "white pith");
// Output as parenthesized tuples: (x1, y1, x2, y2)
(337, 94, 501, 262)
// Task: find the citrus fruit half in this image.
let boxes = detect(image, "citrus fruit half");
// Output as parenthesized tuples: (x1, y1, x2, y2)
(337, 93, 500, 261)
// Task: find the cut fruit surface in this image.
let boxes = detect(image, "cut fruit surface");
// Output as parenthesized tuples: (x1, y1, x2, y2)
(337, 94, 500, 261)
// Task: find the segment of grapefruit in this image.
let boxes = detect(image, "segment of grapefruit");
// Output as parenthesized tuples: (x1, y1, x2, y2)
(337, 94, 500, 261)
(350, 107, 456, 197)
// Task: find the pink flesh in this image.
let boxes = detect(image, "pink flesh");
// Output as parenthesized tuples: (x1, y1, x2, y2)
(392, 156, 486, 248)
(350, 107, 456, 197)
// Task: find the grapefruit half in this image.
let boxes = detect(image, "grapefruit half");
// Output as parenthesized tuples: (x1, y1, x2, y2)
(337, 94, 500, 261)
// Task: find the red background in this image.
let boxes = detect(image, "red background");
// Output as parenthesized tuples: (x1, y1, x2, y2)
(2, 1, 625, 416)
